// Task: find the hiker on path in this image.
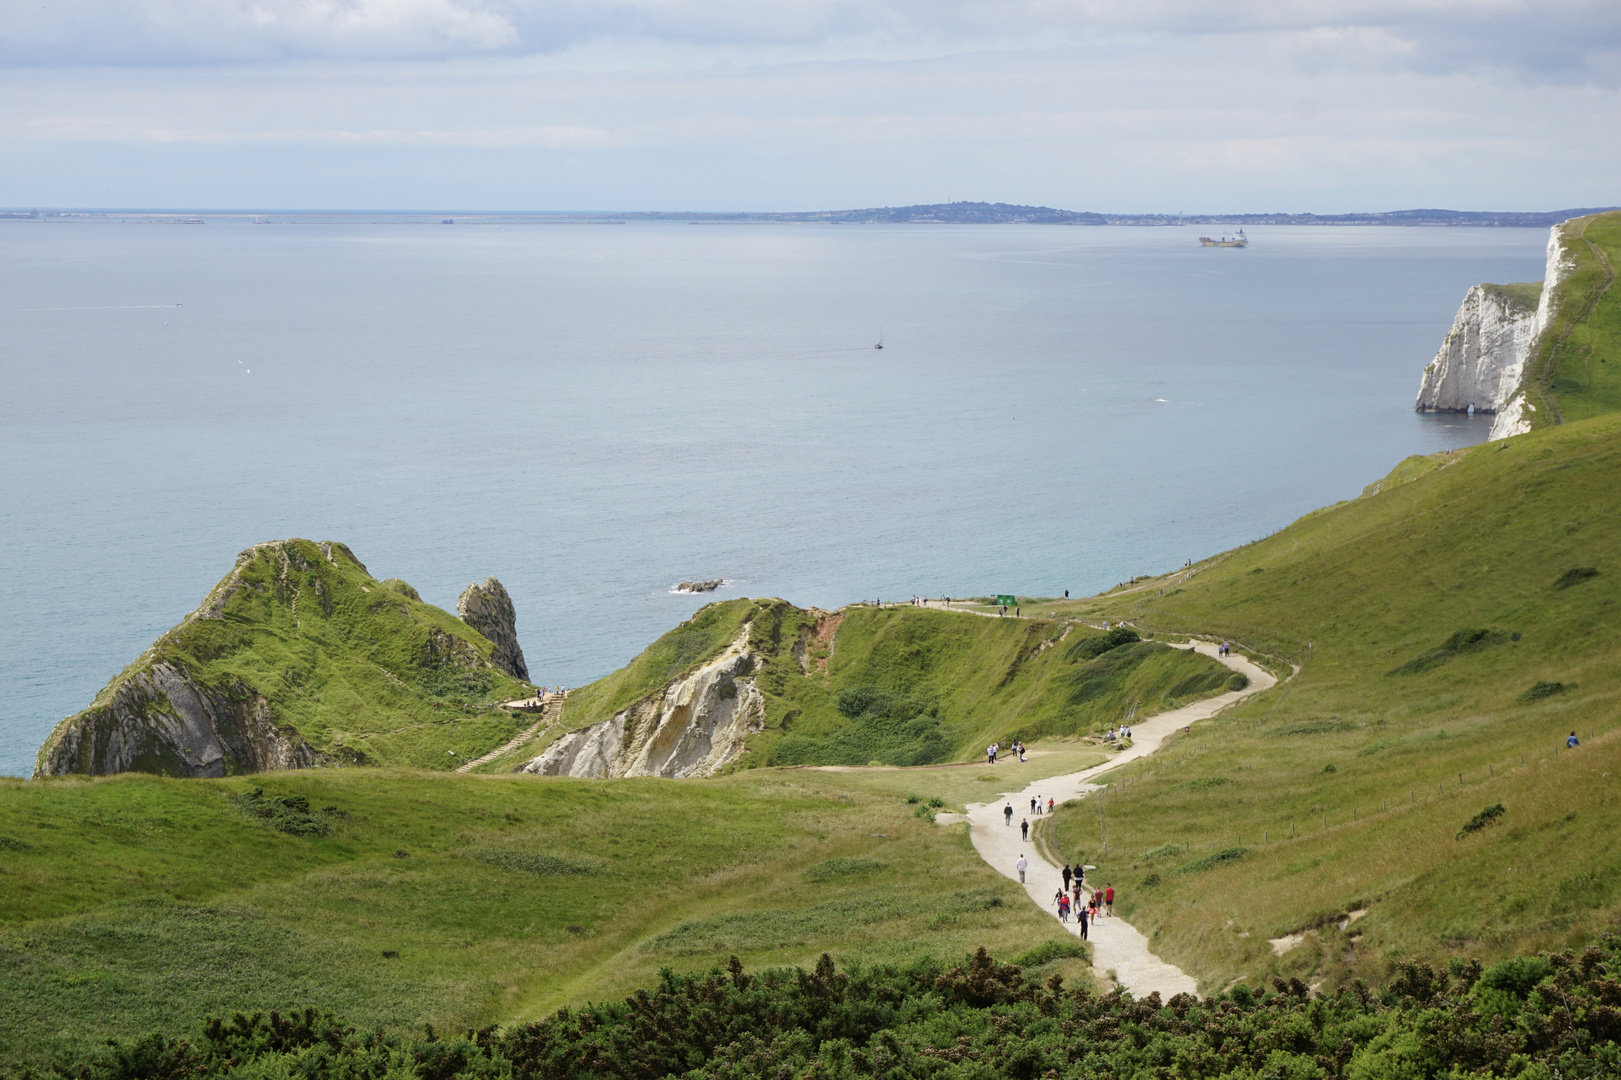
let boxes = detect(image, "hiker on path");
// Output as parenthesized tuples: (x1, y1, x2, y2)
(1568, 731, 1581, 748)
(1018, 742, 1027, 762)
(1056, 892, 1071, 922)
(1062, 864, 1072, 891)
(1047, 797, 1054, 814)
(1015, 854, 1028, 883)
(1030, 796, 1038, 814)
(1077, 903, 1089, 939)
(1021, 818, 1029, 841)
(1104, 884, 1115, 916)
(1074, 864, 1084, 888)
(1004, 803, 1013, 826)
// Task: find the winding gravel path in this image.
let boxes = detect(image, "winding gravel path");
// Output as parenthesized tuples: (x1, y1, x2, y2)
(957, 642, 1277, 998)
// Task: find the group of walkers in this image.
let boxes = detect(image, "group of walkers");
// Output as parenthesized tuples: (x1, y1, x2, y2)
(1009, 794, 1055, 839)
(986, 740, 1029, 765)
(1011, 854, 1116, 940)
(1217, 642, 1233, 657)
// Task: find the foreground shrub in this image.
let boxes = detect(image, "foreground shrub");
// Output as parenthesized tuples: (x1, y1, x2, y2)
(25, 938, 1621, 1080)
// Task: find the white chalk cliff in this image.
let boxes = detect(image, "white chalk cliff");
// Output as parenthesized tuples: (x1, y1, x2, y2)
(1415, 286, 1536, 415)
(1490, 225, 1581, 440)
(519, 628, 764, 779)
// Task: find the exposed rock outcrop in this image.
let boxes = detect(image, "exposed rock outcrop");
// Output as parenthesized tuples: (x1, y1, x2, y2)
(1415, 285, 1537, 414)
(1491, 225, 1582, 440)
(519, 629, 762, 778)
(456, 577, 529, 682)
(676, 579, 724, 593)
(36, 663, 321, 778)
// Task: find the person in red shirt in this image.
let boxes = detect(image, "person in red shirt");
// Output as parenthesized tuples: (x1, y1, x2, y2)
(1104, 884, 1115, 916)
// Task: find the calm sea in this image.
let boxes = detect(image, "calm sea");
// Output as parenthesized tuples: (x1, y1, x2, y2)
(0, 219, 1548, 776)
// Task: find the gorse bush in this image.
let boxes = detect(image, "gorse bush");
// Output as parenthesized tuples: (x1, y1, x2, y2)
(31, 941, 1621, 1080)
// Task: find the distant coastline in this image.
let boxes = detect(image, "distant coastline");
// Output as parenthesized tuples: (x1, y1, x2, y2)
(5, 201, 1617, 228)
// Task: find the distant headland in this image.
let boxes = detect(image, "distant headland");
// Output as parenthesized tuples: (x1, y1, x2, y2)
(8, 202, 1618, 226)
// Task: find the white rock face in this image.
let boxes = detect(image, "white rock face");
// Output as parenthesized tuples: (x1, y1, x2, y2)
(1490, 224, 1581, 440)
(520, 629, 764, 779)
(1415, 285, 1536, 414)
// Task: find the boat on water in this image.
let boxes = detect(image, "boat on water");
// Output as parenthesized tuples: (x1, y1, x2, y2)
(1198, 229, 1248, 248)
(874, 330, 884, 350)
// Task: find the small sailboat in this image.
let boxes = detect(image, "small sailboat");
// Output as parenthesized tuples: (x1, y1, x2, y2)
(874, 329, 884, 350)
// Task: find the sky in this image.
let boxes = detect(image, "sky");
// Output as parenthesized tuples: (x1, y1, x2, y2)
(1, 1, 1618, 212)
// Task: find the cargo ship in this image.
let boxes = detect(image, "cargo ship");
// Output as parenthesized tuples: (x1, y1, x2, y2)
(1199, 229, 1248, 247)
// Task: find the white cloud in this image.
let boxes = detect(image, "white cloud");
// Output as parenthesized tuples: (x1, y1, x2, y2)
(1, 0, 1617, 82)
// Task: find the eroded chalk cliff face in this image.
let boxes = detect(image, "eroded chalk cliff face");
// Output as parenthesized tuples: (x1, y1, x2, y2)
(1491, 225, 1582, 440)
(37, 663, 322, 778)
(519, 629, 763, 779)
(1415, 285, 1537, 415)
(457, 578, 530, 682)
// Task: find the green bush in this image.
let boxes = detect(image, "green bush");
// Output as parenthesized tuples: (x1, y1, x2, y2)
(228, 789, 341, 837)
(1457, 804, 1506, 840)
(1520, 680, 1571, 702)
(1553, 566, 1600, 589)
(1065, 625, 1141, 663)
(1387, 628, 1510, 676)
(1179, 847, 1248, 873)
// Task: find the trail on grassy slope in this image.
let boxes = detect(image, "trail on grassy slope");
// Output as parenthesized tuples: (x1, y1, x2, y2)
(959, 642, 1277, 998)
(457, 693, 564, 773)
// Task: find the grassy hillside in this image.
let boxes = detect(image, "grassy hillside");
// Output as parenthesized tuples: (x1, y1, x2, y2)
(1031, 411, 1621, 992)
(1525, 210, 1621, 427)
(0, 768, 1083, 1073)
(40, 540, 534, 774)
(546, 601, 1235, 769)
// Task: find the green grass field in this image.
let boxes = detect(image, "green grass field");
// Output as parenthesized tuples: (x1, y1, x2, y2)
(1025, 410, 1621, 992)
(0, 768, 1084, 1072)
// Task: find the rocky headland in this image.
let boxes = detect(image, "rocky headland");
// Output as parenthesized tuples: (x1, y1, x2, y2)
(35, 540, 533, 778)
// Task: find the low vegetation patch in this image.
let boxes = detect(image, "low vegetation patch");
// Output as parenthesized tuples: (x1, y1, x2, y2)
(1179, 847, 1248, 873)
(229, 788, 343, 837)
(804, 857, 887, 881)
(1520, 680, 1571, 702)
(1387, 627, 1510, 676)
(1140, 842, 1185, 860)
(1013, 939, 1089, 967)
(0, 836, 30, 851)
(1458, 804, 1507, 840)
(460, 849, 596, 877)
(1553, 566, 1600, 589)
(1176, 777, 1235, 791)
(1266, 719, 1353, 737)
(1065, 625, 1141, 661)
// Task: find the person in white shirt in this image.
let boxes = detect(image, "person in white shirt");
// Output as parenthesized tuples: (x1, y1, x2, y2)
(1015, 854, 1029, 883)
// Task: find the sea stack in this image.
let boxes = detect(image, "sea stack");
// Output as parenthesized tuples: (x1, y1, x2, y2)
(457, 577, 530, 682)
